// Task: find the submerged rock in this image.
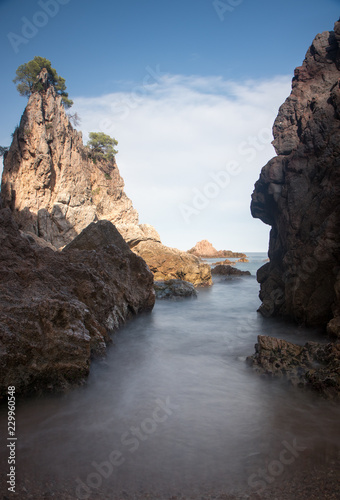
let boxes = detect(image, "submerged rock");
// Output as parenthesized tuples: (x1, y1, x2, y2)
(212, 259, 235, 266)
(154, 279, 198, 300)
(247, 335, 340, 399)
(0, 210, 154, 397)
(211, 265, 251, 277)
(251, 20, 340, 332)
(236, 257, 249, 263)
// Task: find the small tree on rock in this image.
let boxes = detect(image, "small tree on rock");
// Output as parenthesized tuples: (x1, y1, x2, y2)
(87, 132, 118, 163)
(13, 56, 73, 108)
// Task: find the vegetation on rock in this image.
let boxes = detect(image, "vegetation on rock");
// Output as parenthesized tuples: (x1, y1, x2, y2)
(87, 132, 118, 162)
(13, 56, 73, 108)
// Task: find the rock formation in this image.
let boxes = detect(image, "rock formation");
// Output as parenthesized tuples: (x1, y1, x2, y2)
(117, 225, 211, 285)
(188, 239, 246, 259)
(154, 280, 198, 300)
(247, 335, 340, 399)
(1, 78, 211, 286)
(0, 210, 154, 397)
(251, 21, 340, 334)
(212, 259, 235, 266)
(211, 265, 251, 277)
(1, 76, 138, 249)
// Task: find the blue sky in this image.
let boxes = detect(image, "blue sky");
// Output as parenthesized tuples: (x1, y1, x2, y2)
(0, 0, 339, 251)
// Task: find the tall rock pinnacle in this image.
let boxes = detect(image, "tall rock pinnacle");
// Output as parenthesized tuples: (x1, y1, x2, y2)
(1, 83, 138, 248)
(1, 79, 211, 285)
(251, 20, 340, 335)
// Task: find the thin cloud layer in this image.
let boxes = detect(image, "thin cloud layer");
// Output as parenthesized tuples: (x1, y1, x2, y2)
(73, 74, 292, 251)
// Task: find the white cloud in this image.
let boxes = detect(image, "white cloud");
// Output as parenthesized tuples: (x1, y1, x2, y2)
(54, 75, 297, 251)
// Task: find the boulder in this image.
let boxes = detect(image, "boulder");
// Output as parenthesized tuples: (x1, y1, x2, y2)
(115, 223, 162, 248)
(236, 257, 249, 263)
(154, 280, 198, 300)
(0, 210, 154, 397)
(211, 265, 251, 277)
(134, 240, 212, 286)
(247, 335, 340, 399)
(212, 259, 235, 266)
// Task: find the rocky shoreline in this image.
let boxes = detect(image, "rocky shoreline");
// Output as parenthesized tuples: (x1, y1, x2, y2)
(0, 211, 155, 397)
(248, 20, 340, 398)
(247, 335, 340, 399)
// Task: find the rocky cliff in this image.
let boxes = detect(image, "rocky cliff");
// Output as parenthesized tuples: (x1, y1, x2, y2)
(1, 76, 211, 285)
(1, 72, 138, 249)
(0, 209, 154, 397)
(188, 239, 246, 259)
(251, 21, 340, 335)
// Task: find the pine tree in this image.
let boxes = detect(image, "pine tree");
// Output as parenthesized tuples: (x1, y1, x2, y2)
(13, 56, 73, 108)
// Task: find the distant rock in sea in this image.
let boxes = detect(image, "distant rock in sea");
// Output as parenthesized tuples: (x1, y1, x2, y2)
(188, 239, 246, 259)
(211, 265, 251, 277)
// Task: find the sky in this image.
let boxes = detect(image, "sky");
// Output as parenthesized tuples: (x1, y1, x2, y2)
(0, 0, 339, 252)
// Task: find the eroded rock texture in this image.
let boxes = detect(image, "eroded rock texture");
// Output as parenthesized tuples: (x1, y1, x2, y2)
(1, 84, 211, 285)
(117, 224, 212, 285)
(247, 335, 340, 399)
(154, 280, 198, 300)
(251, 21, 340, 334)
(1, 84, 138, 249)
(0, 210, 154, 397)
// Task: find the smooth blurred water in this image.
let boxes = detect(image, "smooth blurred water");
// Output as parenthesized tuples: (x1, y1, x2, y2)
(0, 253, 339, 498)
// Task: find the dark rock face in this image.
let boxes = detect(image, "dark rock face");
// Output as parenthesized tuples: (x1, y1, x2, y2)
(211, 265, 251, 277)
(0, 210, 154, 397)
(247, 335, 340, 399)
(154, 280, 198, 300)
(251, 21, 340, 333)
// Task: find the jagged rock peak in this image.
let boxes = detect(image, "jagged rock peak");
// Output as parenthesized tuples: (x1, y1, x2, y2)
(188, 239, 246, 259)
(1, 85, 139, 248)
(1, 85, 212, 286)
(251, 20, 340, 333)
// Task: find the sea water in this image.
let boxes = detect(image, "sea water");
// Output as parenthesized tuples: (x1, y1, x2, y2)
(0, 253, 339, 498)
